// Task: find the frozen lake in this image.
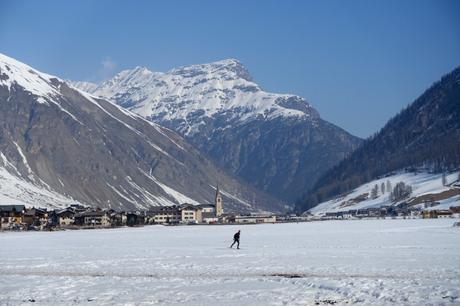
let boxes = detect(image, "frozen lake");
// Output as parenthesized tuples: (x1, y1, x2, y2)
(1, 219, 459, 305)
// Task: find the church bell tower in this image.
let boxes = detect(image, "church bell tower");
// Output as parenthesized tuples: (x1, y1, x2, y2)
(215, 184, 223, 217)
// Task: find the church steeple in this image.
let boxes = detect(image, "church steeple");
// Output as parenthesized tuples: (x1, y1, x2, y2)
(215, 184, 223, 217)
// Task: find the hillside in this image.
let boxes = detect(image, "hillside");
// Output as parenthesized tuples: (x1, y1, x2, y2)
(309, 171, 460, 215)
(297, 66, 460, 212)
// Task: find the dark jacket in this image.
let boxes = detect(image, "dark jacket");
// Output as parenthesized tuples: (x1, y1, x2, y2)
(234, 232, 240, 240)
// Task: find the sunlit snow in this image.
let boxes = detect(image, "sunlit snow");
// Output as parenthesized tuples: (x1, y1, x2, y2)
(1, 219, 459, 305)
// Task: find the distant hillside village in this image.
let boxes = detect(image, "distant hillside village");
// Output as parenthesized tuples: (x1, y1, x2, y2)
(0, 186, 280, 231)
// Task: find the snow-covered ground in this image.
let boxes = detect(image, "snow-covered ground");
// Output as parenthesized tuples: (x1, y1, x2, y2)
(310, 171, 460, 215)
(1, 219, 459, 305)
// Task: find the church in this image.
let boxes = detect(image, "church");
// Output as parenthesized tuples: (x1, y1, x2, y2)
(196, 184, 223, 223)
(214, 184, 223, 217)
(147, 184, 225, 224)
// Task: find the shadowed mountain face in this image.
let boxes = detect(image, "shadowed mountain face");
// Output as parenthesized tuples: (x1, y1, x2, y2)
(73, 59, 362, 202)
(297, 66, 460, 212)
(0, 53, 285, 212)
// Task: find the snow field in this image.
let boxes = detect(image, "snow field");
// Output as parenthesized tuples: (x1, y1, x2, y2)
(1, 219, 459, 305)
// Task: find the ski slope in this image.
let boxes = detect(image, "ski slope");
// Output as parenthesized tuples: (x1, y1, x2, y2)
(1, 219, 459, 305)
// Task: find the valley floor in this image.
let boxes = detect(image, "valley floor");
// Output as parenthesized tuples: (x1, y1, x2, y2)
(1, 219, 459, 305)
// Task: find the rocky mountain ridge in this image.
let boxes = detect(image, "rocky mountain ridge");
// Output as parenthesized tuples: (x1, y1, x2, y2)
(73, 59, 362, 202)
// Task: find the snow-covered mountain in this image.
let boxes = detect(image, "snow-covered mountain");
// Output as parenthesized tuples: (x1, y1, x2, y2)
(73, 59, 361, 202)
(77, 59, 320, 135)
(310, 171, 460, 215)
(0, 53, 284, 211)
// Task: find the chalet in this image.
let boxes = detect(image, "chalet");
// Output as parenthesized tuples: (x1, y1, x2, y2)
(56, 208, 76, 227)
(0, 205, 25, 230)
(74, 210, 111, 227)
(109, 211, 127, 227)
(423, 209, 453, 219)
(436, 210, 454, 218)
(23, 208, 48, 230)
(423, 210, 436, 219)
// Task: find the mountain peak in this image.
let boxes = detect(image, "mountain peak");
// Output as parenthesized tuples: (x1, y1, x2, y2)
(113, 66, 155, 83)
(72, 57, 320, 135)
(130, 66, 153, 76)
(169, 58, 252, 81)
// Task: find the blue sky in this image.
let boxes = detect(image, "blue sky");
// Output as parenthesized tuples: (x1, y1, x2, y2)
(1, 0, 459, 137)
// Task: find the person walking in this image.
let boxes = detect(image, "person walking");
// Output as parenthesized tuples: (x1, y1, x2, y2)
(230, 230, 241, 249)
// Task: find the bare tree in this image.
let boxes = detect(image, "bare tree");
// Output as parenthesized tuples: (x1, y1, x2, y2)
(380, 182, 385, 194)
(390, 181, 412, 202)
(386, 180, 392, 194)
(371, 184, 379, 199)
(442, 172, 447, 186)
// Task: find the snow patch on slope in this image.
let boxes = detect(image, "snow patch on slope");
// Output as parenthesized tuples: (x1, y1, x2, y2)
(13, 141, 34, 181)
(150, 176, 199, 205)
(0, 164, 81, 208)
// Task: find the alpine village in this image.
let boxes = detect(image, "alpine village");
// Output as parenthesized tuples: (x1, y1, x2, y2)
(2, 178, 460, 231)
(1, 185, 280, 231)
